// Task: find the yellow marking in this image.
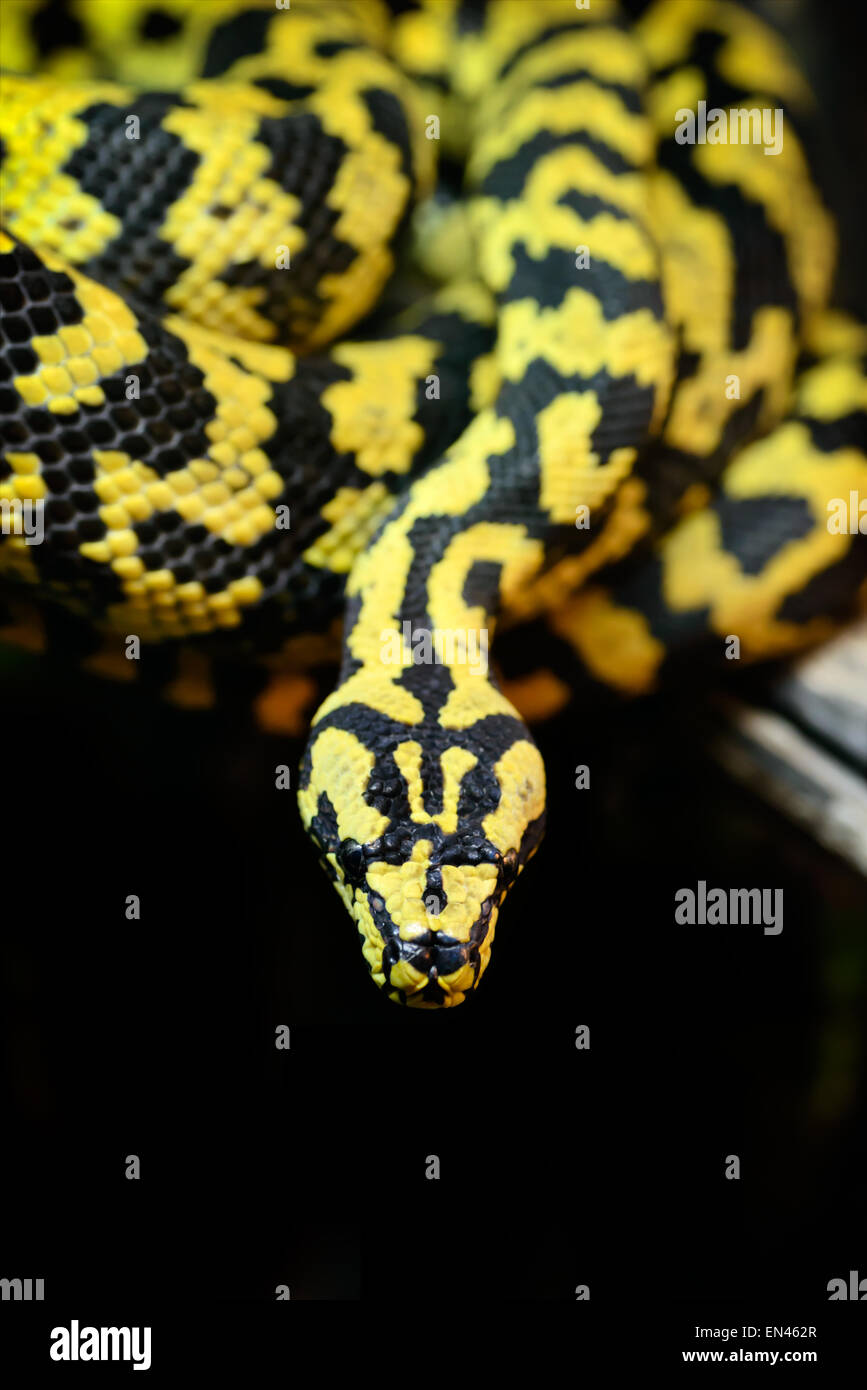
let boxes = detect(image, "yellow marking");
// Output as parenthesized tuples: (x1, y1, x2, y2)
(159, 101, 306, 342)
(802, 310, 867, 361)
(0, 531, 40, 584)
(366, 840, 498, 946)
(551, 589, 666, 694)
(0, 75, 130, 265)
(482, 740, 546, 854)
(499, 670, 572, 724)
(649, 168, 733, 358)
(12, 257, 146, 416)
(303, 482, 392, 573)
(469, 352, 501, 413)
(471, 82, 654, 186)
(253, 671, 318, 736)
(497, 291, 673, 432)
(501, 478, 652, 624)
(311, 243, 397, 351)
(660, 417, 867, 657)
(481, 184, 657, 290)
(665, 306, 797, 457)
(797, 357, 867, 421)
(297, 727, 389, 847)
(333, 411, 510, 687)
(537, 392, 638, 521)
(694, 128, 835, 319)
(637, 0, 811, 109)
(484, 25, 647, 109)
(392, 742, 478, 834)
(411, 201, 480, 284)
(677, 483, 713, 517)
(323, 337, 439, 476)
(451, 0, 619, 109)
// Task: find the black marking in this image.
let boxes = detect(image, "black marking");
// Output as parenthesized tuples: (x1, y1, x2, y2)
(309, 795, 340, 857)
(479, 128, 638, 200)
(499, 242, 663, 320)
(360, 87, 414, 182)
(60, 96, 199, 309)
(314, 39, 364, 59)
(463, 559, 502, 611)
(776, 540, 867, 624)
(399, 662, 455, 724)
(676, 350, 702, 382)
(534, 69, 644, 115)
(656, 45, 800, 353)
(655, 28, 810, 150)
(31, 0, 85, 55)
(635, 389, 766, 529)
(455, 1, 487, 36)
(140, 8, 184, 41)
(423, 867, 446, 913)
(299, 704, 530, 793)
(201, 8, 273, 79)
(558, 186, 637, 224)
(499, 357, 659, 465)
(497, 21, 601, 83)
(613, 558, 713, 648)
(211, 113, 357, 344)
(805, 409, 867, 454)
(714, 494, 814, 575)
(254, 77, 316, 103)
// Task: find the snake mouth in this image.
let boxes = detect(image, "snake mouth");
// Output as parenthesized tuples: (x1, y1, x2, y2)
(325, 815, 547, 1006)
(307, 808, 546, 1006)
(389, 929, 474, 992)
(372, 904, 498, 1007)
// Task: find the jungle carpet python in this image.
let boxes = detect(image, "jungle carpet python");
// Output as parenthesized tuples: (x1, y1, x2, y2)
(1, 0, 865, 1005)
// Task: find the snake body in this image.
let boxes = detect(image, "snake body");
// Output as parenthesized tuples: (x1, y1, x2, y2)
(1, 0, 865, 1006)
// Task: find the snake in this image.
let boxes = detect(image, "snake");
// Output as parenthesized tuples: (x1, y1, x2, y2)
(1, 0, 865, 1008)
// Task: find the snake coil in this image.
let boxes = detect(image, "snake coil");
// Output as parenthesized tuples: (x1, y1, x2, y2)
(1, 0, 865, 1006)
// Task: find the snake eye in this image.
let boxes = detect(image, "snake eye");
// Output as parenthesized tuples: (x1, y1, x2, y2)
(339, 838, 366, 885)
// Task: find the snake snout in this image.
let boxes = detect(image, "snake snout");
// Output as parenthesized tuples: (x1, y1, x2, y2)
(393, 931, 471, 985)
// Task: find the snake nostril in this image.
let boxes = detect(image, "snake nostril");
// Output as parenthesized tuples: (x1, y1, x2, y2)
(403, 936, 468, 979)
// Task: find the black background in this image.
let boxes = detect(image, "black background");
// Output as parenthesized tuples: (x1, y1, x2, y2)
(1, 0, 866, 1364)
(2, 663, 865, 1319)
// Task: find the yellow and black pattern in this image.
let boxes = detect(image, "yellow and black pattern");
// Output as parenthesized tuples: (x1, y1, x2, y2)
(1, 0, 865, 1008)
(0, 229, 493, 644)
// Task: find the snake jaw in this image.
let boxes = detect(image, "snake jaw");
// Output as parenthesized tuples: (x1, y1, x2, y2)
(303, 813, 545, 1007)
(355, 867, 499, 1008)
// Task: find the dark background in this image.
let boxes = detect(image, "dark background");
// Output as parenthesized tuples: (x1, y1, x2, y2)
(1, 0, 866, 1350)
(1, 658, 865, 1313)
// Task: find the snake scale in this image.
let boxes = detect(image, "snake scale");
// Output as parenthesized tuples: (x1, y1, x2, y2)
(1, 0, 865, 1007)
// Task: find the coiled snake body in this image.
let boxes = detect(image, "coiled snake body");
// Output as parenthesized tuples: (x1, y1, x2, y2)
(1, 0, 865, 1006)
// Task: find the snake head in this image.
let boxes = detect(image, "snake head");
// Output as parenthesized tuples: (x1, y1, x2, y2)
(298, 723, 546, 1007)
